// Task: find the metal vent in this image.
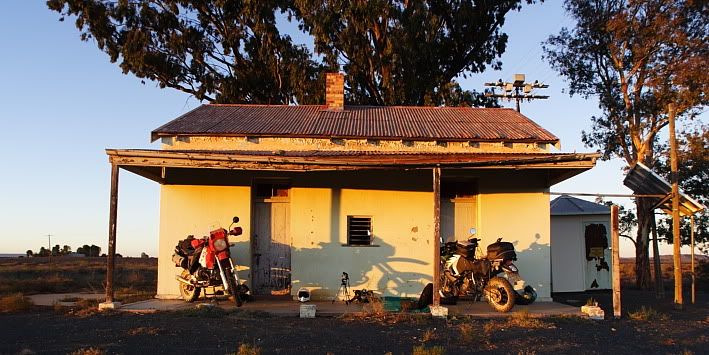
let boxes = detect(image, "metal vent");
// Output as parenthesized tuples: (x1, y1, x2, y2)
(347, 216, 373, 245)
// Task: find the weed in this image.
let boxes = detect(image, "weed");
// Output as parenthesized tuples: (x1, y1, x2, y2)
(0, 293, 33, 313)
(585, 297, 598, 306)
(412, 345, 445, 355)
(518, 349, 537, 355)
(459, 323, 489, 345)
(126, 326, 160, 336)
(68, 347, 105, 355)
(234, 343, 261, 355)
(362, 297, 386, 316)
(421, 328, 438, 343)
(628, 306, 669, 321)
(506, 309, 549, 329)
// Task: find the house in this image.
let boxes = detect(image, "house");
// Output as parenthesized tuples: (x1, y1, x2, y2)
(550, 195, 612, 292)
(104, 73, 598, 303)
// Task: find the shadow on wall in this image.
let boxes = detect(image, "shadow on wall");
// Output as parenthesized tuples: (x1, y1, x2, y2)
(511, 233, 550, 298)
(290, 238, 431, 300)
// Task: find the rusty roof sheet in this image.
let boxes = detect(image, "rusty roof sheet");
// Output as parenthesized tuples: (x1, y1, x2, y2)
(151, 104, 559, 143)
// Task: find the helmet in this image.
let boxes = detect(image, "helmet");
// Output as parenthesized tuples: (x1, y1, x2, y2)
(297, 287, 311, 302)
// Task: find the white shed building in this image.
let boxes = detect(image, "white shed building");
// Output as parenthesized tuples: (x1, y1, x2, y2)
(550, 195, 612, 293)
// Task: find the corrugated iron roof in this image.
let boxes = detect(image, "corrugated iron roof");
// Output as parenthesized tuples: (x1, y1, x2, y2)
(151, 104, 559, 143)
(550, 195, 610, 216)
(623, 163, 705, 216)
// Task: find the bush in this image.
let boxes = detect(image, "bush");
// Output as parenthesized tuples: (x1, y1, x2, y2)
(628, 306, 669, 321)
(0, 293, 33, 313)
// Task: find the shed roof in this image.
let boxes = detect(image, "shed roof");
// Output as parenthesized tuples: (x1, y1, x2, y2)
(151, 104, 559, 144)
(550, 195, 610, 216)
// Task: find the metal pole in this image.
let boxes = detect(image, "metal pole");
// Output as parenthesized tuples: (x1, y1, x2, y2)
(432, 167, 441, 307)
(669, 103, 683, 309)
(691, 215, 695, 304)
(106, 164, 119, 304)
(611, 205, 621, 318)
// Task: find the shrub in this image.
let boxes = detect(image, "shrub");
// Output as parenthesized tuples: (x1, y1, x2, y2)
(628, 306, 669, 321)
(0, 293, 33, 313)
(234, 343, 261, 355)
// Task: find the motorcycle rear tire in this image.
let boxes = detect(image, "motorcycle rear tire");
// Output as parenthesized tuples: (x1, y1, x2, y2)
(179, 270, 201, 302)
(485, 277, 515, 312)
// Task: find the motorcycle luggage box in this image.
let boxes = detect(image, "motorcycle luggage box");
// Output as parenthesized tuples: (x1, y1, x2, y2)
(486, 241, 516, 260)
(455, 241, 476, 258)
(172, 252, 188, 269)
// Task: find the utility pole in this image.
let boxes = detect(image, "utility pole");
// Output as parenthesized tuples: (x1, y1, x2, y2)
(484, 74, 549, 112)
(669, 102, 683, 309)
(45, 233, 52, 263)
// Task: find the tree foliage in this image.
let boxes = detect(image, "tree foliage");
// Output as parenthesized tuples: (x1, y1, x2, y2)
(46, 0, 537, 106)
(544, 0, 708, 288)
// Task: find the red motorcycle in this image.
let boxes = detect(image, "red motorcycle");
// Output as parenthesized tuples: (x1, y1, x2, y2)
(172, 217, 250, 306)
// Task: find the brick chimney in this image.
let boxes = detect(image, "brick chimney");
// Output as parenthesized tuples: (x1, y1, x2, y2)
(325, 72, 345, 110)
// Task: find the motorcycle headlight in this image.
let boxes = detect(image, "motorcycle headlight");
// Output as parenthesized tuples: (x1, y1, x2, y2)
(214, 238, 228, 252)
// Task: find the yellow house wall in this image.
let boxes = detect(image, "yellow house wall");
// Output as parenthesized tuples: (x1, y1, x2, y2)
(157, 185, 252, 298)
(156, 170, 553, 301)
(477, 188, 552, 300)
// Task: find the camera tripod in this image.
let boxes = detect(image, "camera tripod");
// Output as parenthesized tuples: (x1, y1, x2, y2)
(332, 272, 351, 305)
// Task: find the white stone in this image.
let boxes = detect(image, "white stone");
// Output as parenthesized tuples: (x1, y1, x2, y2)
(430, 305, 448, 318)
(300, 304, 316, 318)
(98, 302, 121, 311)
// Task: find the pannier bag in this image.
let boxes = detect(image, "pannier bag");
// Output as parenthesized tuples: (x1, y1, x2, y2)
(455, 240, 477, 258)
(486, 241, 516, 260)
(455, 257, 491, 277)
(172, 235, 196, 269)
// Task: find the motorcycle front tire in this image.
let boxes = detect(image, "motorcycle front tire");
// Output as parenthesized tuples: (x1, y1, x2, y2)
(485, 276, 516, 312)
(225, 269, 244, 307)
(179, 269, 201, 302)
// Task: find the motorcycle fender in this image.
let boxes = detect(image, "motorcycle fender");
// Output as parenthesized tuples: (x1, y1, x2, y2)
(504, 271, 526, 292)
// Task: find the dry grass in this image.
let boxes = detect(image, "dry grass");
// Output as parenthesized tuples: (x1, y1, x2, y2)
(68, 347, 105, 355)
(126, 326, 161, 336)
(0, 257, 156, 296)
(628, 306, 669, 321)
(234, 343, 262, 355)
(421, 328, 438, 343)
(458, 323, 490, 346)
(412, 345, 445, 355)
(0, 293, 33, 313)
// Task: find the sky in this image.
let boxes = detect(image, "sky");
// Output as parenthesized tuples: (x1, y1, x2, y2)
(0, 0, 702, 257)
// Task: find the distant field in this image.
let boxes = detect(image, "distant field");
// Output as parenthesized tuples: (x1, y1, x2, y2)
(620, 255, 708, 289)
(0, 257, 156, 296)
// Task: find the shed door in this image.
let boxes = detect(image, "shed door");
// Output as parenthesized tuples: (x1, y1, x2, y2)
(252, 184, 291, 295)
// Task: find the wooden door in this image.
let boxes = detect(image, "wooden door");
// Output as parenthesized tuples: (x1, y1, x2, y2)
(252, 199, 291, 295)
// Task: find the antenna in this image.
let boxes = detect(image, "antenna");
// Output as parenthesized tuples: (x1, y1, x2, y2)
(484, 74, 549, 112)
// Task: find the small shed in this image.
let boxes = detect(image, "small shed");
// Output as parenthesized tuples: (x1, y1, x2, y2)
(550, 195, 611, 293)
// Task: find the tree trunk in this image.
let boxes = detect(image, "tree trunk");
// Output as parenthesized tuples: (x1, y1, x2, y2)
(634, 198, 653, 289)
(652, 216, 665, 299)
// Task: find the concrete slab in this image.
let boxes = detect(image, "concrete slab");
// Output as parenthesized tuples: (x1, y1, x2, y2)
(118, 296, 580, 318)
(28, 293, 104, 306)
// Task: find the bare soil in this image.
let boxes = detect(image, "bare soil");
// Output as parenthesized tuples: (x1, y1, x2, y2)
(0, 289, 706, 355)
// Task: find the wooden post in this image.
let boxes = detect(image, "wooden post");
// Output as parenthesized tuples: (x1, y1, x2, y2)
(651, 217, 665, 299)
(691, 215, 695, 304)
(611, 205, 621, 318)
(432, 167, 441, 307)
(669, 103, 683, 309)
(106, 164, 119, 304)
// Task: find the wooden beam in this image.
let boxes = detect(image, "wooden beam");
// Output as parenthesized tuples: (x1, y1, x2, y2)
(432, 167, 441, 307)
(121, 166, 164, 184)
(106, 164, 119, 303)
(611, 204, 621, 318)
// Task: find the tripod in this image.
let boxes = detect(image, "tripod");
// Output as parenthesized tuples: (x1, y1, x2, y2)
(333, 272, 351, 305)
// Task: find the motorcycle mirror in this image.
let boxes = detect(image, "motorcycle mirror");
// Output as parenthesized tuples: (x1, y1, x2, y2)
(232, 216, 239, 223)
(469, 228, 477, 235)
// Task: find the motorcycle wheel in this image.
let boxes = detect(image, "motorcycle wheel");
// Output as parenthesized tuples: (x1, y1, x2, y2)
(225, 268, 244, 307)
(485, 277, 516, 312)
(438, 273, 459, 305)
(515, 285, 537, 305)
(179, 270, 201, 302)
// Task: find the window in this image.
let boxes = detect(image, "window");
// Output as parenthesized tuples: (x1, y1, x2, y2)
(347, 216, 373, 246)
(254, 182, 289, 199)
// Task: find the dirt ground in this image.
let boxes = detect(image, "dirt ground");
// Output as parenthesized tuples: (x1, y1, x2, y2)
(1, 289, 707, 355)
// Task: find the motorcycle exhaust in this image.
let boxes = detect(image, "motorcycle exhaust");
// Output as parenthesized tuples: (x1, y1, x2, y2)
(175, 275, 192, 286)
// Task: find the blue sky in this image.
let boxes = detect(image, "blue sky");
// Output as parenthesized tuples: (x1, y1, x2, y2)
(0, 1, 699, 257)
